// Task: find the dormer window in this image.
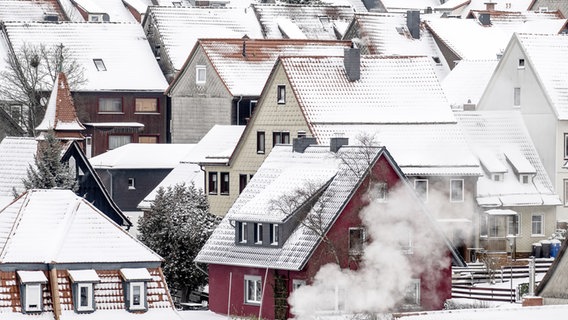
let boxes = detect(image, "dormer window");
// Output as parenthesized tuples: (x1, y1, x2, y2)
(270, 224, 279, 245)
(254, 223, 263, 244)
(17, 271, 48, 313)
(492, 173, 504, 182)
(520, 174, 530, 184)
(68, 270, 100, 313)
(120, 268, 152, 312)
(93, 59, 106, 71)
(239, 222, 248, 243)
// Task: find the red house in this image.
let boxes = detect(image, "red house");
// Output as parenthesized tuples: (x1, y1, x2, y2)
(196, 138, 465, 319)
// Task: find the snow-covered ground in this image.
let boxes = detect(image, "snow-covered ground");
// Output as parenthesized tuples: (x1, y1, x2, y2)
(178, 310, 225, 320)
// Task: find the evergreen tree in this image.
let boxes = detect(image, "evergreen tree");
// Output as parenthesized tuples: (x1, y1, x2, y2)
(138, 183, 220, 300)
(22, 131, 77, 191)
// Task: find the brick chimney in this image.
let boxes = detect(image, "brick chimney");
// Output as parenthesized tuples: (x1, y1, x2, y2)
(406, 10, 420, 39)
(344, 45, 360, 82)
(485, 1, 496, 11)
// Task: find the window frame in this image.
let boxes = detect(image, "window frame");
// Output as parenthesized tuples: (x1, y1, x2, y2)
(254, 223, 263, 244)
(450, 179, 464, 202)
(98, 97, 123, 113)
(196, 65, 206, 84)
(518, 58, 525, 69)
(134, 98, 159, 113)
(76, 283, 95, 312)
(402, 279, 421, 307)
(531, 214, 544, 236)
(128, 178, 135, 190)
(257, 131, 265, 154)
(244, 275, 262, 305)
(239, 222, 248, 243)
(277, 85, 286, 104)
(564, 133, 568, 159)
(270, 224, 279, 245)
(139, 135, 159, 144)
(220, 172, 230, 195)
(23, 283, 43, 313)
(272, 131, 290, 147)
(374, 181, 388, 202)
(108, 135, 131, 150)
(507, 215, 521, 236)
(349, 227, 366, 256)
(239, 174, 248, 194)
(93, 58, 106, 71)
(208, 172, 218, 195)
(564, 179, 568, 206)
(292, 279, 306, 291)
(127, 282, 147, 311)
(414, 179, 428, 202)
(513, 87, 521, 106)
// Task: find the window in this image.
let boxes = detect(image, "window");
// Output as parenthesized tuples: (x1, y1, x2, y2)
(514, 87, 521, 106)
(17, 271, 47, 313)
(531, 214, 544, 236)
(272, 132, 290, 146)
(120, 268, 151, 311)
(564, 134, 568, 159)
(128, 178, 135, 190)
(108, 135, 131, 150)
(68, 270, 99, 313)
(98, 98, 122, 113)
(349, 227, 366, 255)
(507, 215, 520, 236)
(208, 172, 218, 195)
(492, 173, 503, 182)
(93, 58, 106, 71)
(480, 214, 488, 237)
(239, 222, 248, 243)
(372, 182, 387, 202)
(24, 284, 42, 312)
(518, 58, 525, 69)
(292, 279, 306, 291)
(244, 275, 262, 304)
(489, 215, 506, 237)
(254, 223, 263, 244)
(220, 172, 229, 195)
(402, 279, 420, 307)
(239, 174, 248, 194)
(414, 179, 428, 202)
(277, 85, 286, 104)
(139, 136, 158, 144)
(564, 180, 568, 206)
(77, 283, 94, 311)
(129, 282, 146, 310)
(450, 179, 464, 202)
(257, 131, 265, 154)
(297, 131, 307, 138)
(135, 98, 158, 113)
(270, 224, 279, 245)
(520, 174, 530, 184)
(196, 65, 206, 84)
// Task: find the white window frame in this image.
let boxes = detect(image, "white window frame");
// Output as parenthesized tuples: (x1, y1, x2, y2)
(129, 282, 146, 311)
(564, 179, 568, 206)
(24, 283, 42, 312)
(277, 85, 286, 104)
(450, 179, 464, 202)
(244, 275, 262, 304)
(77, 283, 94, 312)
(414, 179, 428, 202)
(507, 215, 521, 236)
(270, 224, 279, 245)
(520, 174, 530, 184)
(93, 58, 106, 71)
(108, 135, 131, 150)
(531, 214, 544, 236)
(240, 222, 248, 243)
(255, 223, 263, 244)
(128, 178, 135, 190)
(374, 182, 388, 202)
(196, 65, 206, 84)
(564, 134, 568, 159)
(492, 173, 504, 182)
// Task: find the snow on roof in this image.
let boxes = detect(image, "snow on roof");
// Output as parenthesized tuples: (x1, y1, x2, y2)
(276, 18, 308, 39)
(349, 12, 450, 79)
(456, 110, 560, 206)
(404, 304, 568, 320)
(17, 270, 48, 283)
(312, 124, 481, 176)
(320, 0, 368, 13)
(72, 0, 105, 14)
(122, 0, 149, 14)
(36, 73, 85, 132)
(120, 267, 153, 280)
(282, 55, 456, 124)
(89, 143, 195, 169)
(68, 269, 101, 282)
(58, 307, 183, 320)
(187, 39, 350, 96)
(0, 189, 162, 264)
(3, 22, 167, 91)
(380, 0, 440, 12)
(84, 0, 139, 22)
(145, 6, 264, 71)
(515, 33, 568, 120)
(441, 59, 499, 107)
(252, 4, 356, 40)
(435, 0, 469, 11)
(0, 0, 62, 22)
(0, 137, 38, 203)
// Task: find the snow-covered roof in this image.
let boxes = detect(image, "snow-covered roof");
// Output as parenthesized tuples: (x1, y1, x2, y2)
(436, 0, 534, 18)
(380, 0, 440, 12)
(138, 125, 243, 210)
(144, 6, 264, 71)
(0, 137, 38, 207)
(456, 110, 560, 207)
(425, 15, 566, 61)
(0, 189, 162, 264)
(282, 55, 456, 124)
(0, 0, 63, 22)
(71, 0, 138, 22)
(89, 143, 195, 169)
(17, 270, 48, 283)
(174, 39, 350, 97)
(36, 73, 85, 132)
(405, 304, 568, 320)
(312, 124, 481, 176)
(347, 12, 451, 79)
(514, 33, 568, 120)
(252, 4, 356, 40)
(441, 59, 499, 107)
(68, 269, 101, 282)
(2, 22, 167, 92)
(120, 267, 153, 280)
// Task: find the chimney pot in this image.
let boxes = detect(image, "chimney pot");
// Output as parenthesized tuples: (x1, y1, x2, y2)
(406, 10, 420, 39)
(485, 1, 496, 11)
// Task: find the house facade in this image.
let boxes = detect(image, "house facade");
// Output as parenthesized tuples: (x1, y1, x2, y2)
(166, 38, 351, 143)
(0, 189, 180, 320)
(478, 33, 568, 222)
(196, 144, 464, 319)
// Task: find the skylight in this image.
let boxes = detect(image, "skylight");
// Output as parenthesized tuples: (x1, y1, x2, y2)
(93, 59, 107, 71)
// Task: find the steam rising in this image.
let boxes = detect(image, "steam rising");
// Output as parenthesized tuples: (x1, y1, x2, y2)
(289, 183, 459, 318)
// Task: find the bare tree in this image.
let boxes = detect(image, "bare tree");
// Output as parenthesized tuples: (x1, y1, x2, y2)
(0, 43, 86, 136)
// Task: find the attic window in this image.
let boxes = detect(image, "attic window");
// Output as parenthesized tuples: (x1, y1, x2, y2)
(277, 85, 286, 104)
(17, 271, 48, 313)
(520, 174, 530, 184)
(492, 173, 503, 182)
(93, 59, 106, 71)
(68, 270, 100, 313)
(120, 268, 152, 312)
(196, 65, 206, 84)
(518, 59, 525, 69)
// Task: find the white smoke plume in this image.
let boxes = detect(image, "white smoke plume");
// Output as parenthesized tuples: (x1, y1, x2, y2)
(289, 183, 460, 319)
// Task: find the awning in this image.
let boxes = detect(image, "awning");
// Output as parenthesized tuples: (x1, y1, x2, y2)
(120, 268, 152, 281)
(68, 269, 101, 283)
(17, 271, 48, 284)
(485, 209, 517, 216)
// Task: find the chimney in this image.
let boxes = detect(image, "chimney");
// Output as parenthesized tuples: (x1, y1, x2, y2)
(485, 1, 496, 11)
(406, 10, 420, 39)
(344, 45, 360, 82)
(293, 137, 317, 153)
(479, 13, 491, 26)
(330, 137, 349, 153)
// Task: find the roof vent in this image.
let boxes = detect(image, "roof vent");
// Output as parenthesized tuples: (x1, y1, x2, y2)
(43, 13, 59, 21)
(406, 10, 420, 39)
(344, 46, 360, 82)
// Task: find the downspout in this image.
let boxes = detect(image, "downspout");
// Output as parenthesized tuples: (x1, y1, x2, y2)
(236, 96, 243, 125)
(49, 265, 61, 320)
(258, 267, 269, 320)
(227, 272, 232, 319)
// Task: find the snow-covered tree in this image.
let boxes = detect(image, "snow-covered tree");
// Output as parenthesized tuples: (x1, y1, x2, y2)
(138, 183, 220, 301)
(21, 130, 77, 192)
